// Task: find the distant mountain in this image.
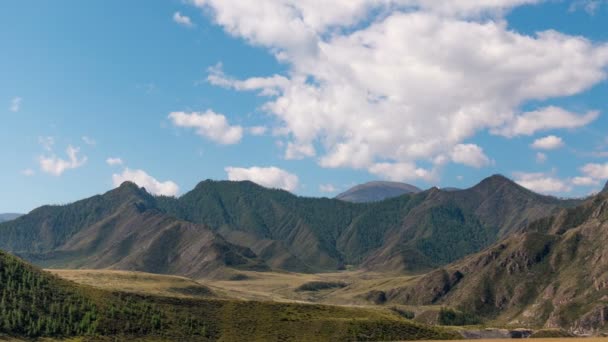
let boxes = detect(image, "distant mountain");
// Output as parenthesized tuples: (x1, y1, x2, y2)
(602, 181, 608, 194)
(0, 175, 579, 276)
(0, 213, 22, 223)
(385, 190, 608, 333)
(336, 181, 422, 202)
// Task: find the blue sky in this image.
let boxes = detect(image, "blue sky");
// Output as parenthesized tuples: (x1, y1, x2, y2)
(2, 0, 608, 213)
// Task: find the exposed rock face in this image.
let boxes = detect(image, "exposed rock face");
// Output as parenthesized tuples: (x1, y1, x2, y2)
(384, 192, 608, 332)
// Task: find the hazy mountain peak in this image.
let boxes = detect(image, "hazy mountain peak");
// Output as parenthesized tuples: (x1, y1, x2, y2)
(602, 181, 608, 194)
(336, 181, 421, 203)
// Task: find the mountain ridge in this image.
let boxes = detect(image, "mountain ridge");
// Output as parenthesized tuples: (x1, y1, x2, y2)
(383, 190, 608, 333)
(0, 175, 580, 277)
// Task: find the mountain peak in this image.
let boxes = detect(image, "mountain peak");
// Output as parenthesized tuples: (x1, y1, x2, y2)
(601, 181, 608, 194)
(336, 181, 421, 203)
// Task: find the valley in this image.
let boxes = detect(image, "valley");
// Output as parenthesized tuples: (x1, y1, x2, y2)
(1, 175, 608, 340)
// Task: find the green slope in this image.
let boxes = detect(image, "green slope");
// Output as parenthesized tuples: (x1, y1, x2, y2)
(0, 250, 459, 341)
(0, 175, 577, 275)
(384, 191, 608, 333)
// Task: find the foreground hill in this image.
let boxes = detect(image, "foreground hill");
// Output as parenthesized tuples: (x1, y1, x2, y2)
(384, 185, 608, 334)
(0, 213, 21, 223)
(0, 175, 578, 275)
(335, 181, 422, 203)
(0, 250, 457, 341)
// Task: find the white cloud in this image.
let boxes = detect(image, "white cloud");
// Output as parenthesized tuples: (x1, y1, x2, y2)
(450, 144, 492, 168)
(21, 169, 35, 176)
(248, 126, 268, 136)
(494, 107, 599, 137)
(106, 157, 124, 166)
(531, 135, 564, 150)
(225, 166, 299, 191)
(9, 97, 22, 112)
(569, 0, 607, 15)
(173, 12, 195, 27)
(82, 136, 96, 146)
(112, 168, 179, 196)
(39, 145, 87, 176)
(535, 152, 547, 164)
(368, 162, 435, 182)
(169, 110, 243, 144)
(319, 184, 338, 193)
(581, 163, 608, 179)
(194, 1, 608, 178)
(513, 172, 572, 194)
(38, 136, 55, 151)
(572, 176, 599, 186)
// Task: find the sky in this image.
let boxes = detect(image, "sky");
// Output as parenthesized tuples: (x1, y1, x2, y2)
(1, 0, 608, 213)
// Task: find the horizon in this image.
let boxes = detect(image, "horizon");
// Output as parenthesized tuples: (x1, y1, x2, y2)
(2, 1, 608, 213)
(8, 173, 604, 214)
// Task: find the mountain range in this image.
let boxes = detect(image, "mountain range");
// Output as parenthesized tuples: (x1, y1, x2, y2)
(382, 182, 608, 333)
(335, 181, 422, 203)
(0, 175, 579, 277)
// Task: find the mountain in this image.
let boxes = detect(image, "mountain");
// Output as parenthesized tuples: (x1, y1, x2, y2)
(0, 213, 21, 223)
(0, 182, 265, 278)
(602, 181, 608, 194)
(0, 249, 457, 341)
(0, 175, 578, 276)
(384, 191, 608, 333)
(336, 181, 422, 203)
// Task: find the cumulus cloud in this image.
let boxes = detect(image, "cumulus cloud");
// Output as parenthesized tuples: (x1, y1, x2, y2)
(450, 144, 492, 168)
(225, 166, 299, 191)
(531, 135, 564, 150)
(580, 162, 608, 179)
(193, 1, 608, 179)
(9, 97, 22, 112)
(112, 168, 179, 196)
(106, 157, 123, 166)
(173, 12, 195, 27)
(319, 184, 338, 193)
(494, 107, 599, 137)
(368, 162, 435, 182)
(569, 0, 607, 15)
(39, 145, 87, 176)
(513, 172, 572, 194)
(169, 110, 243, 145)
(572, 176, 599, 186)
(248, 126, 268, 136)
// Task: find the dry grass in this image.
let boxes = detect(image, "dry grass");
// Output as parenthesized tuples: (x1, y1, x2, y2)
(198, 269, 420, 305)
(48, 269, 213, 299)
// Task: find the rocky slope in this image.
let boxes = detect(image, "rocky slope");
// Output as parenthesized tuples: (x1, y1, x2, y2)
(384, 190, 608, 333)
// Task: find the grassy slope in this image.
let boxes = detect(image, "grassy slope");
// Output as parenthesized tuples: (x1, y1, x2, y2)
(0, 251, 458, 341)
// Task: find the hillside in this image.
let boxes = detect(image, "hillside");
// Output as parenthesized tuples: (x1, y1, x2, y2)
(336, 181, 422, 203)
(0, 250, 458, 341)
(384, 191, 608, 334)
(0, 182, 265, 278)
(0, 175, 578, 275)
(0, 213, 21, 223)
